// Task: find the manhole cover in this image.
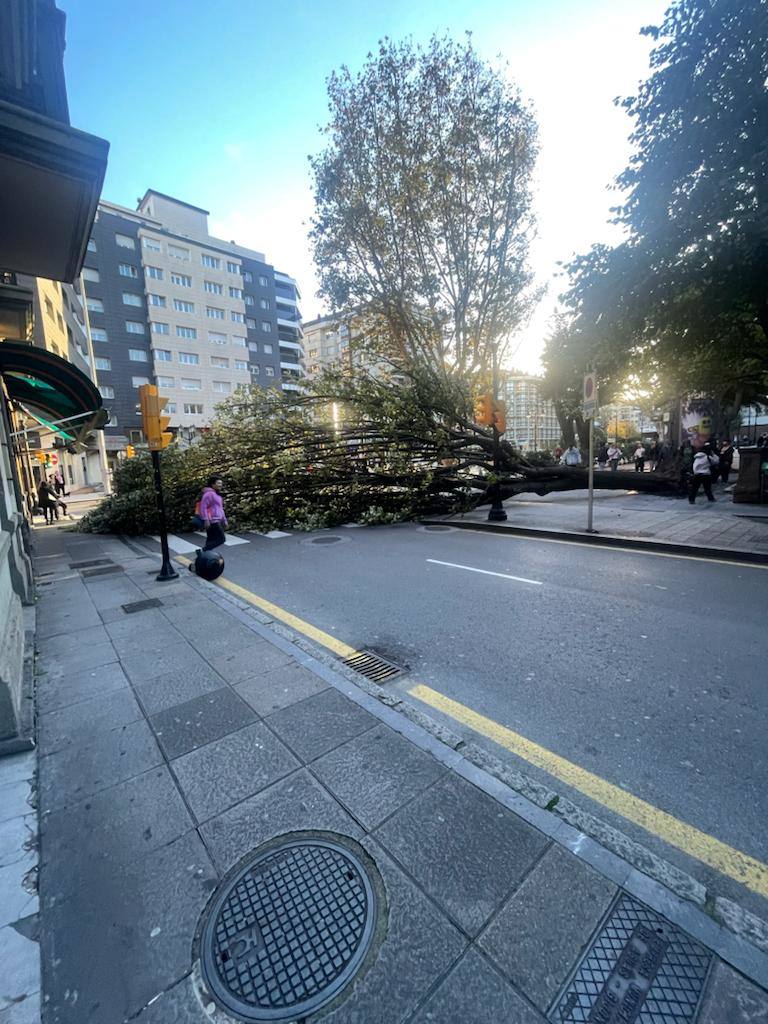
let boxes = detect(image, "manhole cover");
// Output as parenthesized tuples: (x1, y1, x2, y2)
(310, 536, 342, 545)
(423, 525, 452, 531)
(200, 835, 380, 1021)
(550, 895, 711, 1023)
(121, 598, 163, 614)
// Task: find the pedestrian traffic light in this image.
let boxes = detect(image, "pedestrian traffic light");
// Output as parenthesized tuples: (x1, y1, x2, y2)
(138, 384, 172, 450)
(125, 444, 135, 459)
(474, 392, 494, 426)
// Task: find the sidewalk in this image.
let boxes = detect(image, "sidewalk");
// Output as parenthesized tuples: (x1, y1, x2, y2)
(14, 525, 768, 1022)
(425, 488, 768, 561)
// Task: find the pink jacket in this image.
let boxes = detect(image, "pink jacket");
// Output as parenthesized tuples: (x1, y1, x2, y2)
(199, 487, 226, 523)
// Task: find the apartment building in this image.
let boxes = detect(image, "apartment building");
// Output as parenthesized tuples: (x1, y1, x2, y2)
(502, 374, 561, 451)
(303, 314, 352, 375)
(81, 191, 303, 446)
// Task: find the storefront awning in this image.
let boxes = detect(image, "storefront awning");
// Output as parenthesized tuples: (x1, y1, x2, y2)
(0, 341, 108, 431)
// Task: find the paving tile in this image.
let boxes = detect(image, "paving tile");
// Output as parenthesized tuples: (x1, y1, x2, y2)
(408, 948, 545, 1023)
(267, 688, 378, 763)
(188, 625, 263, 660)
(235, 662, 330, 716)
(41, 831, 217, 1024)
(111, 626, 187, 660)
(201, 768, 363, 873)
(150, 687, 257, 759)
(82, 576, 146, 609)
(128, 973, 209, 1023)
(38, 766, 193, 906)
(313, 725, 446, 830)
(120, 639, 209, 684)
(35, 624, 109, 656)
(133, 662, 226, 716)
(208, 640, 294, 685)
(0, 813, 35, 870)
(36, 602, 101, 638)
(0, 987, 40, 1023)
(35, 640, 117, 680)
(36, 660, 129, 715)
(0, 924, 39, 1013)
(697, 960, 768, 1023)
(38, 718, 162, 813)
(37, 686, 143, 755)
(321, 839, 467, 1024)
(0, 780, 34, 826)
(104, 607, 181, 640)
(0, 846, 37, 927)
(172, 721, 299, 823)
(376, 774, 549, 936)
(0, 752, 35, 789)
(478, 843, 616, 1010)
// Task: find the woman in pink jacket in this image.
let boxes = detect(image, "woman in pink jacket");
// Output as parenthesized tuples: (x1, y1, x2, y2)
(199, 475, 228, 551)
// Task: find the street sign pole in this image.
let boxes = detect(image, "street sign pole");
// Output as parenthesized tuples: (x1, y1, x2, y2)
(587, 416, 596, 533)
(488, 349, 507, 522)
(151, 449, 178, 581)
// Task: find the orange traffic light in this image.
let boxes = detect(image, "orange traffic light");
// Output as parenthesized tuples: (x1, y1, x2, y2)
(492, 399, 506, 434)
(138, 384, 172, 450)
(474, 392, 494, 426)
(35, 452, 46, 464)
(125, 444, 136, 459)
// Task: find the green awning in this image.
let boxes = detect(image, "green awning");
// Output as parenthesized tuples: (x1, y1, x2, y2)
(0, 341, 107, 429)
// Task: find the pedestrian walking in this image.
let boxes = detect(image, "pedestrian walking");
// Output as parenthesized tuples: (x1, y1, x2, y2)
(562, 445, 581, 466)
(53, 470, 68, 497)
(607, 443, 621, 471)
(689, 444, 718, 504)
(718, 440, 735, 485)
(553, 445, 563, 463)
(37, 479, 57, 524)
(648, 440, 661, 471)
(597, 443, 608, 469)
(633, 443, 646, 472)
(199, 474, 228, 551)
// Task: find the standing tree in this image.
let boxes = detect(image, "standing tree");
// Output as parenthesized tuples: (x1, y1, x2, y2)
(309, 35, 540, 382)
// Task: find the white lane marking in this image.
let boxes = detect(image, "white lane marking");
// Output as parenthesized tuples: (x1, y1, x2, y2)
(155, 534, 198, 554)
(194, 532, 250, 547)
(426, 558, 543, 586)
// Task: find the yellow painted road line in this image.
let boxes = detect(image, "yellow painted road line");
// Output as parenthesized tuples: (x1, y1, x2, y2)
(176, 554, 357, 658)
(451, 525, 768, 571)
(410, 683, 768, 899)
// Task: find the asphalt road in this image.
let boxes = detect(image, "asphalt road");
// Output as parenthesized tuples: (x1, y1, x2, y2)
(156, 523, 768, 916)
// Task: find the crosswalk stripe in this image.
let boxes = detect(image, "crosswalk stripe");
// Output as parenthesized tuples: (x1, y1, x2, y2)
(155, 534, 198, 554)
(193, 531, 250, 547)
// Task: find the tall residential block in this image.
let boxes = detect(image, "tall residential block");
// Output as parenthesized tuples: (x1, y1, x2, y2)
(502, 374, 561, 451)
(82, 191, 304, 447)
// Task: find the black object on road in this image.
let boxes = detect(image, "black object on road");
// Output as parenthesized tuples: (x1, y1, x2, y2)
(192, 549, 225, 581)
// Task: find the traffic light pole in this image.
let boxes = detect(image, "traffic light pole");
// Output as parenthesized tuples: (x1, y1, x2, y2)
(151, 450, 178, 581)
(488, 350, 507, 522)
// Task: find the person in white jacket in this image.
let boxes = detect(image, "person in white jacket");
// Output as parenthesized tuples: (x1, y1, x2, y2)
(689, 443, 719, 503)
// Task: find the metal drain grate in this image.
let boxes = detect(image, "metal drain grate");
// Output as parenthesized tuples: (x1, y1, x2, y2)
(200, 836, 379, 1022)
(121, 598, 163, 614)
(80, 564, 123, 578)
(69, 558, 114, 569)
(342, 650, 403, 683)
(550, 895, 711, 1023)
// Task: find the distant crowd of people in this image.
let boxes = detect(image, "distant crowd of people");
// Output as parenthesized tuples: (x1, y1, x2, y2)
(36, 471, 69, 524)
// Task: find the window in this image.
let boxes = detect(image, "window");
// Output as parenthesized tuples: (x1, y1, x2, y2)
(86, 298, 104, 313)
(131, 375, 150, 388)
(239, 269, 252, 283)
(265, 366, 275, 377)
(204, 280, 223, 295)
(87, 239, 97, 253)
(251, 365, 260, 375)
(230, 311, 245, 323)
(125, 320, 145, 334)
(201, 254, 220, 269)
(234, 359, 248, 371)
(107, 412, 119, 426)
(171, 272, 192, 287)
(148, 294, 166, 308)
(245, 295, 254, 306)
(259, 275, 268, 286)
(143, 237, 162, 252)
(229, 286, 243, 299)
(115, 233, 135, 249)
(309, 348, 319, 358)
(168, 244, 190, 261)
(82, 267, 100, 283)
(181, 378, 202, 390)
(151, 322, 170, 334)
(259, 298, 269, 309)
(211, 357, 229, 368)
(183, 403, 203, 414)
(261, 321, 272, 332)
(91, 327, 108, 342)
(206, 306, 225, 320)
(154, 349, 172, 363)
(100, 385, 114, 398)
(129, 348, 148, 361)
(263, 343, 273, 354)
(146, 265, 164, 280)
(179, 352, 199, 365)
(248, 342, 258, 351)
(227, 261, 239, 274)
(156, 375, 175, 389)
(166, 402, 177, 414)
(213, 381, 232, 394)
(43, 297, 54, 320)
(123, 292, 142, 307)
(177, 326, 197, 339)
(246, 318, 257, 329)
(208, 332, 227, 345)
(95, 357, 111, 370)
(174, 298, 194, 314)
(232, 336, 247, 348)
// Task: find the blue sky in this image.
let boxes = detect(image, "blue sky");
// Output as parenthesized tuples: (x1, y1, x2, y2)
(63, 0, 668, 369)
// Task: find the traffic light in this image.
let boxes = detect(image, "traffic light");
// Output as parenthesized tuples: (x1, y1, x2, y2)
(474, 392, 494, 426)
(125, 444, 135, 459)
(35, 452, 46, 465)
(138, 384, 172, 450)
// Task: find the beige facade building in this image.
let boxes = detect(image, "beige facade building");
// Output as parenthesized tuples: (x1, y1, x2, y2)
(502, 374, 561, 451)
(303, 314, 352, 376)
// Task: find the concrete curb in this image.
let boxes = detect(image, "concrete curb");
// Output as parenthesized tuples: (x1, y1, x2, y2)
(157, 543, 768, 992)
(419, 517, 768, 565)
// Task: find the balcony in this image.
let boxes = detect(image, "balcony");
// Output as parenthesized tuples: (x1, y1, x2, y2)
(280, 361, 302, 374)
(279, 338, 302, 353)
(277, 317, 303, 337)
